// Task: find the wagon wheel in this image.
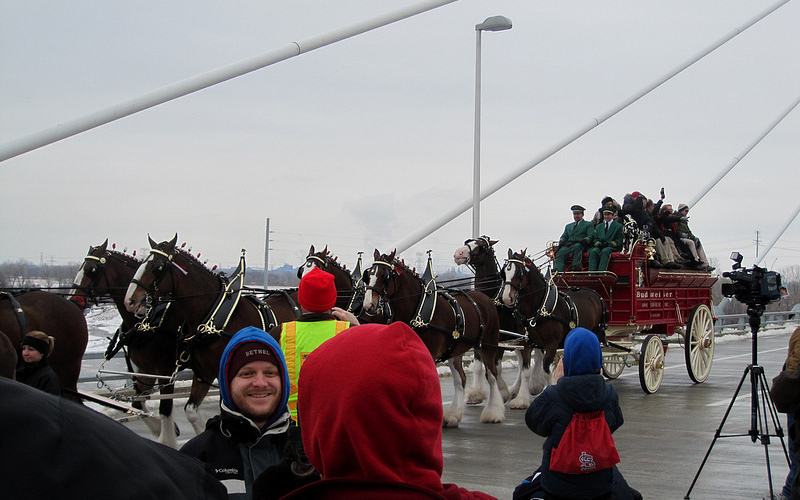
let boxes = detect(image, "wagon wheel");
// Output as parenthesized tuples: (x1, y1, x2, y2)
(638, 334, 665, 394)
(685, 303, 715, 383)
(603, 354, 625, 379)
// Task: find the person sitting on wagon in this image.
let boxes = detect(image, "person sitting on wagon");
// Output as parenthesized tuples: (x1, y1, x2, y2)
(591, 196, 622, 226)
(644, 198, 681, 269)
(655, 203, 689, 264)
(554, 205, 593, 272)
(676, 204, 714, 272)
(620, 191, 648, 228)
(588, 207, 623, 272)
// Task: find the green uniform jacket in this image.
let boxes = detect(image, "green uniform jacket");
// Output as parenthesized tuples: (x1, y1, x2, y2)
(559, 220, 593, 246)
(591, 220, 624, 250)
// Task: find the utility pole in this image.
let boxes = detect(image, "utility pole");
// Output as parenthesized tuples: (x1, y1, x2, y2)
(754, 230, 760, 260)
(264, 218, 270, 290)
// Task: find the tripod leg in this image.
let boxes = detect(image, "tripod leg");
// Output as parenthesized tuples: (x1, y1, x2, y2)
(685, 365, 751, 499)
(757, 368, 791, 466)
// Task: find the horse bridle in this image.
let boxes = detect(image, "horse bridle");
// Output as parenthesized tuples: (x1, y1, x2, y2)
(363, 259, 397, 298)
(75, 250, 140, 306)
(130, 248, 176, 296)
(74, 253, 109, 307)
(463, 237, 492, 265)
(297, 254, 327, 279)
(501, 257, 531, 305)
(503, 256, 568, 329)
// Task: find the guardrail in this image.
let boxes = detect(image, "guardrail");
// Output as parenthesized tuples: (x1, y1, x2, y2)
(715, 311, 799, 335)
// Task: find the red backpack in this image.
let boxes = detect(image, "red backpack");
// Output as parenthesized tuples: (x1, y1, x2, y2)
(549, 411, 620, 474)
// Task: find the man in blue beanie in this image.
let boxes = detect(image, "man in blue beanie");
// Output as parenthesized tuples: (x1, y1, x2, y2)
(520, 327, 636, 500)
(181, 327, 318, 500)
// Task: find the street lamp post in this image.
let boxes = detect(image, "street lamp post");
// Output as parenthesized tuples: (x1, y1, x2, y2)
(473, 15, 512, 239)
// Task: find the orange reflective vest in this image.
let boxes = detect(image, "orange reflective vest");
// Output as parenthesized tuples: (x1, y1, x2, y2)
(280, 320, 349, 418)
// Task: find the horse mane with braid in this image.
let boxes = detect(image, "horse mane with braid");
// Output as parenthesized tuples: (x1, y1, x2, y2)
(107, 248, 140, 266)
(323, 250, 349, 275)
(386, 254, 419, 279)
(172, 244, 223, 277)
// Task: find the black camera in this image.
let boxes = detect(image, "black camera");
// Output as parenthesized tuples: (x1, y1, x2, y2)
(720, 252, 782, 306)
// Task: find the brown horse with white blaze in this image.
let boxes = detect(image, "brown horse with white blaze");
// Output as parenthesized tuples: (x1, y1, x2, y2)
(500, 249, 606, 373)
(453, 237, 549, 408)
(124, 235, 298, 435)
(362, 249, 506, 427)
(69, 240, 184, 448)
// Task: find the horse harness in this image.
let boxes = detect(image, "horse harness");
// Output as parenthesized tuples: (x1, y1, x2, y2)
(0, 291, 26, 336)
(104, 297, 178, 362)
(345, 253, 366, 315)
(504, 258, 579, 340)
(369, 256, 484, 363)
(463, 237, 505, 307)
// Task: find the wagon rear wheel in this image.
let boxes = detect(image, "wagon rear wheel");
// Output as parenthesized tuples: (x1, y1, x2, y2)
(639, 334, 665, 394)
(603, 354, 625, 379)
(685, 303, 715, 383)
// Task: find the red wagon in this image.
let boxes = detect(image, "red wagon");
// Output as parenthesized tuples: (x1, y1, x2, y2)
(551, 243, 718, 393)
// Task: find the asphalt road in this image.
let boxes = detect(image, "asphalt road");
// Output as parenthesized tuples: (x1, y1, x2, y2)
(438, 328, 795, 500)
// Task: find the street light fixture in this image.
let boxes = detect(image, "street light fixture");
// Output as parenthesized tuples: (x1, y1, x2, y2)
(473, 15, 512, 239)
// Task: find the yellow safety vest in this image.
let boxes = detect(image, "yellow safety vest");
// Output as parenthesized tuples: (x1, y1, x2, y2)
(280, 320, 349, 418)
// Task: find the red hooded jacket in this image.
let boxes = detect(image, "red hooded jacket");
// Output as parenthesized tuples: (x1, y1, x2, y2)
(283, 322, 497, 500)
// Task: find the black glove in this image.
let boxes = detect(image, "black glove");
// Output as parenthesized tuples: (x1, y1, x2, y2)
(600, 241, 608, 248)
(660, 187, 665, 200)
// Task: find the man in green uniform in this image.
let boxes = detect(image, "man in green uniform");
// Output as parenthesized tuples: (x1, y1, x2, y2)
(589, 206, 624, 272)
(554, 205, 593, 272)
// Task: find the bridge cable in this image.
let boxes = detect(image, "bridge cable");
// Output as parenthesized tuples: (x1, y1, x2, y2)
(687, 95, 800, 210)
(392, 0, 792, 256)
(0, 0, 460, 163)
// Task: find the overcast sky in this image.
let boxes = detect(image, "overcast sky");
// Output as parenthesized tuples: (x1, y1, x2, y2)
(2, 0, 799, 276)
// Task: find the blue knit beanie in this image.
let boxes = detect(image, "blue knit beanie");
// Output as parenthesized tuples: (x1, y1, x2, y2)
(563, 327, 602, 376)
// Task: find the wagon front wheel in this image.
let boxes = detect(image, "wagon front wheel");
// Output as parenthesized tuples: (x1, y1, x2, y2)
(603, 354, 625, 379)
(685, 303, 715, 383)
(639, 334, 665, 394)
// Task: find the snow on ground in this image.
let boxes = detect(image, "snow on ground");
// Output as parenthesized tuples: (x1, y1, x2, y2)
(83, 305, 122, 353)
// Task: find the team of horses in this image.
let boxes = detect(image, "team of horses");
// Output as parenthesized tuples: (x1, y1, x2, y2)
(3, 233, 606, 446)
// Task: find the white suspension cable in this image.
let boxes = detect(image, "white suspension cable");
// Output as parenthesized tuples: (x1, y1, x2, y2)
(688, 95, 800, 210)
(392, 0, 791, 256)
(0, 0, 459, 163)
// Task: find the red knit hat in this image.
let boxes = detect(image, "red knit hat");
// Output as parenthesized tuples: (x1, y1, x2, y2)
(298, 267, 337, 313)
(227, 341, 279, 380)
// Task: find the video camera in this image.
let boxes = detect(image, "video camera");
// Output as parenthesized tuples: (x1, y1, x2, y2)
(720, 252, 782, 306)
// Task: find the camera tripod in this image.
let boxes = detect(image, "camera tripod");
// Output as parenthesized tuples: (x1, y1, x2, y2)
(685, 304, 790, 499)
